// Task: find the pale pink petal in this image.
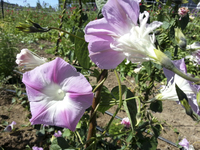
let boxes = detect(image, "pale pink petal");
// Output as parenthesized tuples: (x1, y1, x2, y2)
(102, 0, 140, 34)
(179, 138, 189, 149)
(23, 58, 93, 131)
(90, 49, 125, 69)
(85, 18, 118, 43)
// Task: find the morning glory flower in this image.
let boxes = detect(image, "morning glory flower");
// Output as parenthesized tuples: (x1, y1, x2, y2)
(156, 59, 200, 115)
(121, 117, 131, 128)
(179, 138, 195, 150)
(22, 57, 93, 131)
(54, 130, 62, 137)
(4, 121, 16, 132)
(16, 48, 47, 70)
(85, 0, 163, 69)
(178, 7, 189, 20)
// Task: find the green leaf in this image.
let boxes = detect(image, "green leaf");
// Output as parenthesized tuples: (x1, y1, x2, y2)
(76, 121, 82, 129)
(166, 0, 172, 6)
(152, 124, 161, 138)
(50, 137, 69, 150)
(75, 29, 91, 69)
(111, 85, 127, 100)
(162, 21, 170, 29)
(63, 129, 71, 138)
(175, 84, 188, 102)
(123, 89, 137, 130)
(95, 0, 107, 11)
(91, 69, 100, 78)
(98, 86, 113, 113)
(50, 144, 62, 150)
(143, 61, 153, 75)
(140, 136, 158, 150)
(150, 101, 163, 113)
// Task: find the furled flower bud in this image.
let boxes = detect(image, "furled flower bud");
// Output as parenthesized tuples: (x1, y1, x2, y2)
(175, 28, 187, 49)
(16, 20, 50, 33)
(178, 7, 189, 19)
(196, 91, 200, 110)
(4, 121, 16, 132)
(16, 48, 47, 70)
(180, 98, 193, 116)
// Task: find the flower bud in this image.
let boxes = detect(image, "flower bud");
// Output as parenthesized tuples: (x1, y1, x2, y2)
(16, 48, 48, 70)
(16, 20, 50, 33)
(175, 28, 187, 49)
(121, 117, 131, 128)
(180, 98, 193, 116)
(4, 121, 16, 132)
(196, 91, 200, 110)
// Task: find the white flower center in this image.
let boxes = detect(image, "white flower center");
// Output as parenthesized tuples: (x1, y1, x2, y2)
(56, 89, 65, 100)
(110, 11, 159, 64)
(42, 83, 65, 101)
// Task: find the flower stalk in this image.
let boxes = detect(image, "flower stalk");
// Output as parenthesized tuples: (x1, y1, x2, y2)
(171, 66, 200, 83)
(86, 69, 108, 148)
(103, 70, 122, 134)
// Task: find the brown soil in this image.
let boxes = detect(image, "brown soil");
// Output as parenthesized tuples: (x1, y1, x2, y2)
(1, 40, 200, 150)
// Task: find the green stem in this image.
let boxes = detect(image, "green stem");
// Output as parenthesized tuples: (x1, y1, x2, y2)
(75, 131, 83, 144)
(103, 70, 122, 134)
(171, 66, 200, 83)
(92, 78, 106, 93)
(73, 65, 96, 73)
(49, 27, 85, 41)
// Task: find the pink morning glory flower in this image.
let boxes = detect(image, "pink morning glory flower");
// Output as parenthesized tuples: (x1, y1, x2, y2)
(16, 48, 47, 70)
(54, 130, 62, 137)
(32, 146, 43, 150)
(4, 121, 16, 132)
(85, 0, 163, 69)
(22, 57, 93, 131)
(121, 117, 131, 128)
(178, 7, 189, 19)
(179, 138, 195, 150)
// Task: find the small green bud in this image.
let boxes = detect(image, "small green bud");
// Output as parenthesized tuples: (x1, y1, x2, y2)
(135, 113, 141, 126)
(181, 99, 193, 116)
(175, 28, 187, 49)
(16, 20, 50, 33)
(151, 117, 158, 124)
(196, 91, 200, 109)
